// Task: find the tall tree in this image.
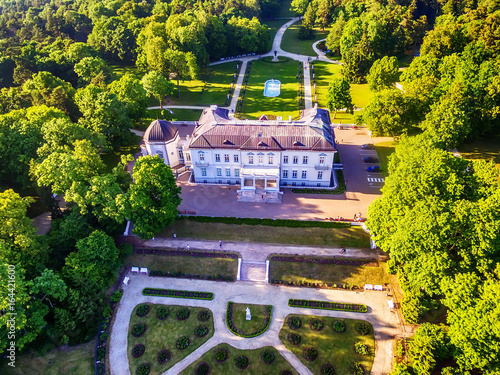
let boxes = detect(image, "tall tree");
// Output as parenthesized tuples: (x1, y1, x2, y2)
(367, 56, 399, 92)
(164, 49, 199, 98)
(141, 71, 174, 109)
(108, 74, 148, 121)
(73, 56, 111, 87)
(326, 77, 354, 118)
(127, 155, 181, 239)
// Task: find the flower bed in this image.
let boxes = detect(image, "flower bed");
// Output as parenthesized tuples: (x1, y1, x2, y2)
(136, 304, 150, 317)
(270, 255, 378, 267)
(235, 355, 249, 369)
(136, 248, 238, 259)
(351, 362, 364, 375)
(195, 362, 211, 375)
(198, 309, 211, 322)
(157, 307, 170, 320)
(322, 363, 335, 375)
(355, 322, 370, 335)
(187, 215, 350, 228)
(260, 349, 275, 364)
(148, 270, 234, 282)
(288, 316, 302, 329)
(288, 299, 367, 313)
(214, 347, 228, 363)
(176, 336, 190, 350)
(310, 318, 324, 331)
(226, 302, 273, 337)
(271, 279, 360, 291)
(195, 325, 209, 337)
(177, 307, 190, 321)
(132, 323, 147, 337)
(142, 288, 214, 300)
(157, 350, 170, 364)
(136, 362, 150, 375)
(132, 344, 145, 358)
(332, 320, 346, 333)
(287, 332, 302, 345)
(303, 347, 318, 361)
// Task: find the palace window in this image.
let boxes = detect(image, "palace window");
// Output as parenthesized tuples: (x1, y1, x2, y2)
(235, 169, 240, 177)
(258, 155, 263, 164)
(319, 156, 325, 164)
(199, 153, 205, 161)
(292, 170, 297, 178)
(303, 156, 308, 164)
(283, 170, 288, 178)
(215, 154, 220, 162)
(249, 155, 254, 164)
(234, 155, 239, 162)
(302, 170, 307, 179)
(186, 153, 191, 161)
(293, 156, 298, 164)
(226, 168, 231, 176)
(283, 155, 288, 164)
(268, 155, 273, 164)
(318, 171, 323, 179)
(224, 154, 229, 162)
(216, 168, 222, 176)
(178, 149, 184, 159)
(201, 168, 207, 176)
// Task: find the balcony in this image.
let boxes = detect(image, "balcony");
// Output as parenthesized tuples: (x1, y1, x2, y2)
(195, 161, 209, 167)
(315, 164, 330, 170)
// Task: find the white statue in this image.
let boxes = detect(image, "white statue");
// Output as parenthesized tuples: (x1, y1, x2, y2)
(246, 307, 251, 321)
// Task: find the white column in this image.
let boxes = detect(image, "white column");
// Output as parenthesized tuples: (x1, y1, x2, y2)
(237, 258, 242, 281)
(265, 260, 270, 284)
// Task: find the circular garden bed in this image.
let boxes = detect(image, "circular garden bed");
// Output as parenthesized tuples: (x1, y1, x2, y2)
(132, 344, 145, 358)
(198, 309, 211, 322)
(156, 307, 170, 320)
(332, 320, 346, 333)
(214, 347, 228, 363)
(235, 355, 249, 369)
(177, 307, 190, 321)
(176, 336, 190, 350)
(194, 325, 209, 337)
(136, 362, 150, 375)
(355, 322, 370, 335)
(303, 347, 318, 361)
(287, 316, 302, 330)
(132, 323, 146, 337)
(195, 361, 211, 375)
(260, 349, 275, 364)
(287, 332, 302, 345)
(322, 363, 335, 375)
(136, 304, 150, 317)
(310, 318, 324, 331)
(157, 350, 170, 364)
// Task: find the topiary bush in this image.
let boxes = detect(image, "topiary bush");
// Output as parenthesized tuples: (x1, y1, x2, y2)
(176, 307, 190, 321)
(322, 364, 335, 375)
(195, 362, 210, 375)
(214, 348, 228, 363)
(197, 309, 211, 322)
(261, 349, 275, 364)
(303, 347, 318, 361)
(355, 342, 369, 355)
(288, 316, 302, 329)
(332, 320, 346, 333)
(351, 363, 364, 375)
(157, 307, 170, 320)
(310, 318, 324, 331)
(136, 362, 150, 375)
(132, 344, 145, 358)
(355, 322, 370, 335)
(194, 325, 209, 337)
(157, 350, 170, 364)
(136, 304, 150, 317)
(132, 323, 147, 337)
(176, 336, 190, 350)
(235, 355, 249, 369)
(287, 332, 302, 345)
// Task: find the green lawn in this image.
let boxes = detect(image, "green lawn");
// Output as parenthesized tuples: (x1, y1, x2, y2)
(128, 304, 214, 375)
(1, 341, 94, 375)
(166, 62, 240, 107)
(313, 61, 373, 125)
(270, 258, 391, 289)
(280, 315, 375, 374)
(240, 59, 300, 119)
(458, 133, 500, 175)
(278, 0, 296, 18)
(229, 303, 271, 336)
(373, 140, 398, 178)
(109, 63, 143, 80)
(141, 109, 203, 129)
(264, 19, 290, 44)
(281, 23, 330, 56)
(100, 135, 142, 172)
(160, 219, 370, 248)
(125, 250, 238, 280)
(180, 344, 298, 375)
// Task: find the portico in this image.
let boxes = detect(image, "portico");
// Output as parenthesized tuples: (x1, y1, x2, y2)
(238, 166, 282, 202)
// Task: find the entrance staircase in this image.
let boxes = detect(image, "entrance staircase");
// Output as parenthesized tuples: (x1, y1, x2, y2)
(240, 260, 267, 282)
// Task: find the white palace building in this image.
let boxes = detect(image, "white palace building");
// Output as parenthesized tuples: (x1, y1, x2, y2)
(140, 105, 337, 203)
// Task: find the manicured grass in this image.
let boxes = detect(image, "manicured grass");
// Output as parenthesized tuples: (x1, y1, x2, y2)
(128, 304, 214, 374)
(280, 314, 375, 374)
(1, 340, 94, 375)
(373, 140, 398, 178)
(270, 258, 391, 289)
(264, 19, 290, 44)
(140, 109, 203, 131)
(109, 63, 143, 80)
(458, 133, 500, 175)
(281, 23, 330, 56)
(278, 0, 296, 18)
(228, 302, 272, 337)
(125, 251, 238, 280)
(240, 59, 300, 119)
(100, 135, 142, 172)
(166, 62, 240, 107)
(160, 219, 371, 248)
(179, 344, 298, 375)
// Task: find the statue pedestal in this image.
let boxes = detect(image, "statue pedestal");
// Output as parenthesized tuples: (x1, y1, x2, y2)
(272, 55, 279, 62)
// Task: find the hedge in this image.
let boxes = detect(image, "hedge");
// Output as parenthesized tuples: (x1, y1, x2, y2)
(136, 248, 238, 259)
(270, 255, 378, 267)
(184, 216, 350, 228)
(226, 302, 273, 337)
(142, 288, 214, 300)
(148, 270, 235, 282)
(288, 299, 367, 313)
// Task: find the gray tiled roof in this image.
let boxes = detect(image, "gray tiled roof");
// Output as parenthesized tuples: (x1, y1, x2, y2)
(144, 120, 178, 142)
(190, 107, 336, 151)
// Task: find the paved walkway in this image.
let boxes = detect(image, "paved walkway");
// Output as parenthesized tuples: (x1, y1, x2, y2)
(109, 239, 396, 375)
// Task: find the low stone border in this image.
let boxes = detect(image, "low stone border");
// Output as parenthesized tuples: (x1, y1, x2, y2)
(142, 288, 214, 300)
(288, 299, 367, 313)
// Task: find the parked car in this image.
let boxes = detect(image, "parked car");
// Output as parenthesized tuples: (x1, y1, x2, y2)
(361, 144, 374, 149)
(367, 166, 381, 172)
(363, 157, 379, 163)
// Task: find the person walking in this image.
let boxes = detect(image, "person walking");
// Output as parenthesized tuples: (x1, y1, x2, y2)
(219, 240, 222, 249)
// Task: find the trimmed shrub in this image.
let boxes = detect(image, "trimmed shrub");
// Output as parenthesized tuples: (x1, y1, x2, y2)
(111, 290, 122, 303)
(322, 364, 335, 375)
(235, 355, 249, 369)
(132, 344, 145, 358)
(136, 304, 150, 317)
(310, 318, 324, 331)
(332, 320, 346, 333)
(136, 363, 150, 375)
(214, 348, 228, 363)
(288, 316, 302, 329)
(303, 347, 318, 361)
(195, 362, 210, 375)
(355, 322, 370, 335)
(280, 371, 293, 375)
(289, 299, 367, 313)
(194, 325, 209, 337)
(176, 336, 190, 350)
(287, 332, 302, 345)
(355, 342, 369, 355)
(261, 349, 275, 364)
(176, 307, 190, 321)
(351, 363, 364, 375)
(157, 350, 170, 364)
(157, 307, 170, 320)
(132, 323, 146, 337)
(198, 309, 211, 322)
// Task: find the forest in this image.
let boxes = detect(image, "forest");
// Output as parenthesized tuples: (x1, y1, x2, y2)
(0, 0, 499, 374)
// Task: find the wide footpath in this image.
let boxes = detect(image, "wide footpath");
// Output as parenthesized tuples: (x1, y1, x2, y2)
(109, 239, 398, 375)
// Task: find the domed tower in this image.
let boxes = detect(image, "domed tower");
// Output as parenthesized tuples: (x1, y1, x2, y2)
(141, 119, 180, 166)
